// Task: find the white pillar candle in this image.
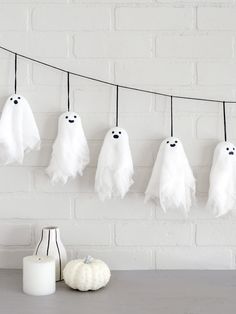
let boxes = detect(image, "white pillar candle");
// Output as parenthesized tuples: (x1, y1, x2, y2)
(23, 255, 56, 296)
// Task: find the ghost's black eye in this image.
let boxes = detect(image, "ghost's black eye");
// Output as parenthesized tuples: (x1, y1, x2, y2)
(234, 148, 235, 150)
(112, 131, 114, 134)
(18, 97, 20, 99)
(175, 140, 178, 143)
(166, 141, 169, 144)
(74, 116, 77, 118)
(119, 131, 121, 134)
(65, 116, 68, 119)
(10, 98, 13, 101)
(226, 147, 229, 150)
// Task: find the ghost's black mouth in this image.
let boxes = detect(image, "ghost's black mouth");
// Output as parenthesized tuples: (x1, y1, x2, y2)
(170, 144, 176, 147)
(229, 151, 234, 155)
(113, 135, 119, 139)
(14, 100, 18, 104)
(69, 120, 74, 123)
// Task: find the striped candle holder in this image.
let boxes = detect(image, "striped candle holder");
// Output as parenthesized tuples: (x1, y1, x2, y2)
(34, 226, 67, 281)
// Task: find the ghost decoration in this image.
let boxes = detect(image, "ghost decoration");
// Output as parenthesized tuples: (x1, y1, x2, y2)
(207, 141, 236, 217)
(145, 137, 195, 215)
(95, 127, 134, 201)
(0, 94, 40, 165)
(46, 111, 89, 184)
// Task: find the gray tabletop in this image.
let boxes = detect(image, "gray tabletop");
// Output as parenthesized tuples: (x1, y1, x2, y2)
(0, 269, 236, 314)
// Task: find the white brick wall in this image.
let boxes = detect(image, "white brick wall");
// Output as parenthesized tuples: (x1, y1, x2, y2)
(116, 8, 194, 30)
(0, 1, 235, 270)
(32, 6, 112, 31)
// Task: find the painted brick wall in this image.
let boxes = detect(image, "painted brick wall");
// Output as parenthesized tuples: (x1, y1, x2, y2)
(0, 0, 235, 270)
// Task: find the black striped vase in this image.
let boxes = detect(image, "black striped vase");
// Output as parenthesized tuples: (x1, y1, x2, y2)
(34, 226, 67, 281)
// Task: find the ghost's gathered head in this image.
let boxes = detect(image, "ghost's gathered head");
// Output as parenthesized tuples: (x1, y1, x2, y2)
(208, 141, 236, 217)
(7, 94, 23, 106)
(156, 137, 188, 170)
(111, 127, 126, 139)
(0, 94, 40, 165)
(165, 137, 179, 148)
(60, 111, 79, 125)
(104, 127, 129, 147)
(145, 136, 195, 214)
(95, 126, 134, 201)
(46, 111, 89, 184)
(213, 141, 236, 161)
(58, 111, 82, 134)
(160, 137, 184, 157)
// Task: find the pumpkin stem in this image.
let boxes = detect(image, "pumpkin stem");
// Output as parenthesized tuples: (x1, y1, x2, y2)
(84, 256, 93, 264)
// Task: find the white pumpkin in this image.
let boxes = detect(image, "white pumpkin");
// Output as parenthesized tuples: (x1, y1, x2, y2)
(63, 256, 111, 291)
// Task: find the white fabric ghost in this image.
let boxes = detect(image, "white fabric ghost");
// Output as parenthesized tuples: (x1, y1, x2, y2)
(145, 137, 195, 215)
(207, 141, 236, 217)
(0, 94, 40, 165)
(95, 127, 134, 201)
(46, 111, 89, 184)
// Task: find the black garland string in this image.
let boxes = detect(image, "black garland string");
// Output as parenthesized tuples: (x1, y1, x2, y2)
(222, 101, 227, 142)
(14, 53, 17, 94)
(116, 85, 119, 127)
(0, 45, 235, 104)
(67, 72, 70, 112)
(170, 96, 173, 137)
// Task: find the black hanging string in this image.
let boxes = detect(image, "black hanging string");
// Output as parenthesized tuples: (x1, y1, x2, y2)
(14, 53, 17, 94)
(0, 45, 235, 104)
(222, 101, 227, 142)
(170, 96, 173, 137)
(67, 72, 70, 112)
(116, 85, 119, 127)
